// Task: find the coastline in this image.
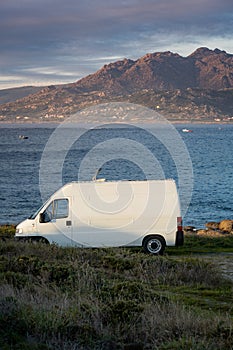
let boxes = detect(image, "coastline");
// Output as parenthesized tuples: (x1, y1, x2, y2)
(0, 120, 233, 126)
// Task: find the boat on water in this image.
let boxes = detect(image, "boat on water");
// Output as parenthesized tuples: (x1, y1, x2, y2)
(182, 128, 193, 133)
(19, 135, 28, 139)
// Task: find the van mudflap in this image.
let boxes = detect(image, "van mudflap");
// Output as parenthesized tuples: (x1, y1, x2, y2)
(175, 230, 184, 246)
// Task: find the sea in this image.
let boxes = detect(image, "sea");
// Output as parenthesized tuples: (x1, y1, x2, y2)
(0, 123, 232, 228)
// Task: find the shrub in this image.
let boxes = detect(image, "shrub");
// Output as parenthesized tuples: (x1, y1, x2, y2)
(0, 237, 232, 349)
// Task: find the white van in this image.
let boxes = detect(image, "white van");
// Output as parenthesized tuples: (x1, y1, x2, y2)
(15, 179, 183, 255)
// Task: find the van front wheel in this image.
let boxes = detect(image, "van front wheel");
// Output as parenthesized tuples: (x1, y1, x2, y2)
(142, 235, 165, 255)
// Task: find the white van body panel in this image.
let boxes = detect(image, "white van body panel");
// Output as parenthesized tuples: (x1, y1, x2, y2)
(15, 179, 182, 249)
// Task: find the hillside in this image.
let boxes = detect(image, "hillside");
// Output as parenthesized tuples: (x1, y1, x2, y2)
(0, 86, 43, 105)
(75, 47, 233, 93)
(1, 47, 233, 123)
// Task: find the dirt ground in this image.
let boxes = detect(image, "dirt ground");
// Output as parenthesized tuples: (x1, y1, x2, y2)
(198, 253, 233, 282)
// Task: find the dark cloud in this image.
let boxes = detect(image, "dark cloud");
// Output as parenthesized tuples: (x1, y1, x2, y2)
(0, 0, 233, 88)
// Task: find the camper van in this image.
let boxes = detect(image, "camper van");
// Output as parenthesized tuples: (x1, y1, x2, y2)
(15, 179, 183, 255)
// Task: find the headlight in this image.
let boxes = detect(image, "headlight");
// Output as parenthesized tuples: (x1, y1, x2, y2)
(16, 228, 23, 234)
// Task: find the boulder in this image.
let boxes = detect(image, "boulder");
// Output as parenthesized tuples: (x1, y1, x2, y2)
(196, 229, 224, 237)
(184, 226, 196, 232)
(205, 222, 219, 230)
(219, 220, 233, 233)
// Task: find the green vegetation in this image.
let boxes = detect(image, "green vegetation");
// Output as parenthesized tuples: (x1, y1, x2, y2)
(0, 226, 233, 349)
(167, 234, 233, 254)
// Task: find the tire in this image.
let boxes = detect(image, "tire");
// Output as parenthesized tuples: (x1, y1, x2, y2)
(23, 237, 49, 244)
(33, 237, 49, 244)
(142, 235, 166, 255)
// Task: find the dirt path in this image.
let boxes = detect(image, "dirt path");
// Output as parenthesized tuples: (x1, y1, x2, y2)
(197, 253, 233, 282)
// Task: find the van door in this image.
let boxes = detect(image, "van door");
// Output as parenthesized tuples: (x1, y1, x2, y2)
(37, 198, 72, 244)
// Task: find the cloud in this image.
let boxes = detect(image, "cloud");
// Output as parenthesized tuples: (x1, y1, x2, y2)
(0, 0, 233, 88)
(1, 0, 232, 45)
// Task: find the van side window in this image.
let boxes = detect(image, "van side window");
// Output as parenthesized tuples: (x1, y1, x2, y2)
(54, 199, 69, 219)
(43, 199, 68, 222)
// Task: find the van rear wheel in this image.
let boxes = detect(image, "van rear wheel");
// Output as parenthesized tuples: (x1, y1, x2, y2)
(142, 235, 165, 255)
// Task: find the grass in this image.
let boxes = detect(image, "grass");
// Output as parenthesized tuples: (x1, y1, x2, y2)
(0, 226, 233, 349)
(167, 234, 233, 254)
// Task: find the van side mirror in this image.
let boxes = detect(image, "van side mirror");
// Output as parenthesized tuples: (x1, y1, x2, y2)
(39, 213, 45, 223)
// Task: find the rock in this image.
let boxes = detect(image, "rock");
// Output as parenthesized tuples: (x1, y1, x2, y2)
(196, 229, 225, 237)
(205, 222, 219, 230)
(219, 220, 233, 233)
(184, 226, 196, 232)
(196, 229, 206, 236)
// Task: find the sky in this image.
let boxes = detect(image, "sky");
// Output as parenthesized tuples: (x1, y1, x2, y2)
(1, 0, 233, 90)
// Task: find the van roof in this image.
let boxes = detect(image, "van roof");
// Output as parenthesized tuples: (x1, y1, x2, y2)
(68, 178, 175, 184)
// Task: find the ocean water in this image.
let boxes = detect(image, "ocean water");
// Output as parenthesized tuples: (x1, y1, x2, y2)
(0, 123, 232, 228)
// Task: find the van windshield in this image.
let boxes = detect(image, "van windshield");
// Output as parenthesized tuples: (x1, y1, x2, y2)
(28, 199, 49, 220)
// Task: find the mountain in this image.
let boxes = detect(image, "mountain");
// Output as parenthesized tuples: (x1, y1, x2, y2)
(0, 86, 43, 105)
(73, 47, 233, 93)
(0, 47, 233, 123)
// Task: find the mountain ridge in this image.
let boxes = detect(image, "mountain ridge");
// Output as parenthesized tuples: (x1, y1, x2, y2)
(1, 47, 233, 123)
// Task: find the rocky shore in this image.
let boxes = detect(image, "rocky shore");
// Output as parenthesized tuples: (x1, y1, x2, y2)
(184, 219, 233, 236)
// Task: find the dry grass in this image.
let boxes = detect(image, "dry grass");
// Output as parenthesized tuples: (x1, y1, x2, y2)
(0, 228, 233, 349)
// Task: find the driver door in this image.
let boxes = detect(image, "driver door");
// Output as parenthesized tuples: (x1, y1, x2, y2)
(38, 198, 72, 244)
